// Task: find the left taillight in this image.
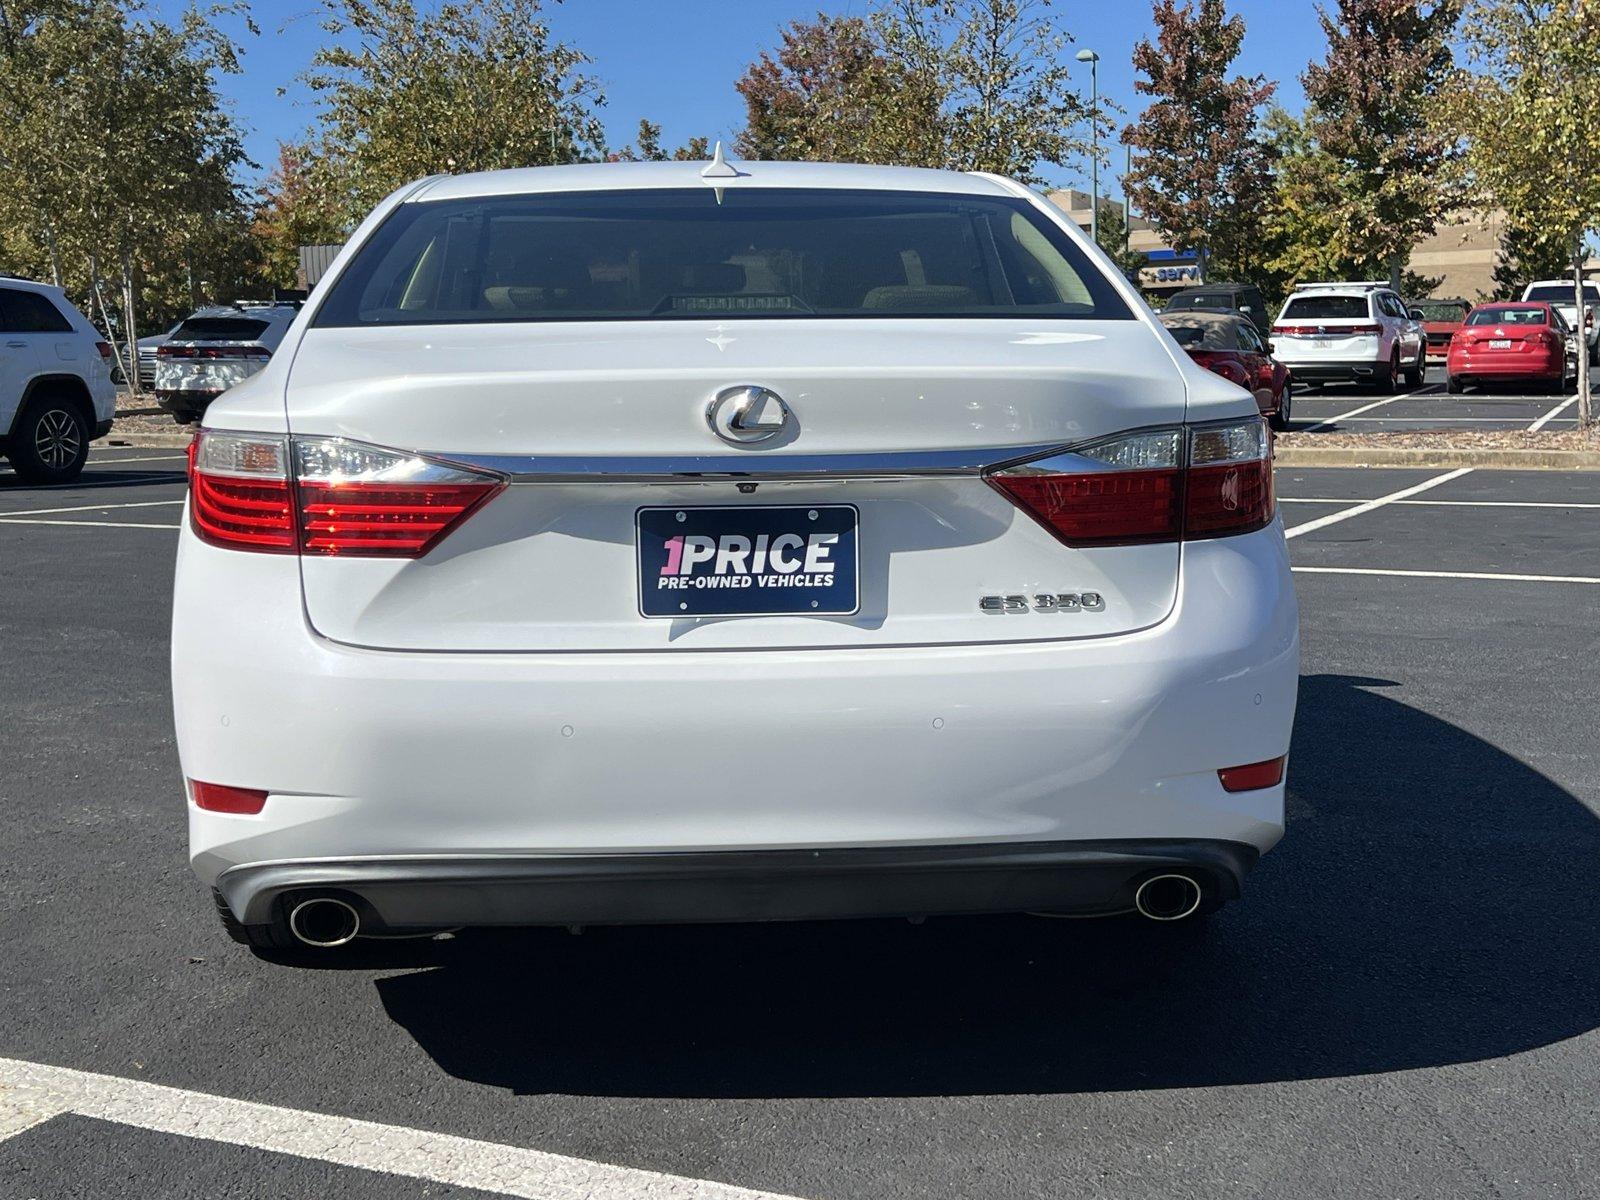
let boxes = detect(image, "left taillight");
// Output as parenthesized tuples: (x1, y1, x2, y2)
(94, 340, 112, 359)
(987, 417, 1274, 547)
(188, 429, 506, 557)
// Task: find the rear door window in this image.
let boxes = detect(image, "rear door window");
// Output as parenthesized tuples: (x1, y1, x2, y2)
(312, 188, 1133, 327)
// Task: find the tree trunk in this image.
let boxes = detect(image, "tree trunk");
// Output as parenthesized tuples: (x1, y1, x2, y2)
(1388, 255, 1402, 293)
(1577, 250, 1593, 428)
(119, 249, 139, 396)
(44, 224, 62, 288)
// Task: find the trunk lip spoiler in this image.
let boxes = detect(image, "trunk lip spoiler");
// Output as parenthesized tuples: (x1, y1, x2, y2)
(430, 443, 1081, 482)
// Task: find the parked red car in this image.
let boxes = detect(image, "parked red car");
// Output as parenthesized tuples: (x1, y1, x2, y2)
(1412, 298, 1470, 361)
(1446, 302, 1576, 394)
(1159, 309, 1293, 429)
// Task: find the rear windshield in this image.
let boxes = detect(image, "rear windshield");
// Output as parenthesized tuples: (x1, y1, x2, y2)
(1525, 284, 1600, 304)
(1414, 301, 1468, 321)
(1281, 295, 1370, 320)
(1467, 306, 1549, 326)
(311, 188, 1133, 327)
(1168, 292, 1241, 310)
(172, 317, 270, 342)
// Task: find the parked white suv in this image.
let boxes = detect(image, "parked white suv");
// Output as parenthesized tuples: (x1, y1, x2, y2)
(1271, 282, 1427, 391)
(172, 161, 1298, 956)
(1521, 280, 1600, 366)
(0, 277, 117, 483)
(155, 301, 300, 424)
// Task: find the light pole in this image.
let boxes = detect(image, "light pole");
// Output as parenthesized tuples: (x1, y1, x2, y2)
(1076, 47, 1100, 250)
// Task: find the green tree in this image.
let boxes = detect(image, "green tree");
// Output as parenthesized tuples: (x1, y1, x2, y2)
(1123, 0, 1276, 284)
(0, 0, 256, 384)
(876, 0, 1095, 180)
(734, 13, 939, 164)
(304, 0, 606, 225)
(252, 142, 348, 288)
(1443, 0, 1600, 423)
(1095, 202, 1147, 282)
(735, 1, 1094, 183)
(1488, 221, 1574, 301)
(611, 119, 710, 162)
(1300, 0, 1462, 288)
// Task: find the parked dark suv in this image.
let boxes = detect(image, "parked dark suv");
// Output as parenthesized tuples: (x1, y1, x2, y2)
(1165, 283, 1271, 336)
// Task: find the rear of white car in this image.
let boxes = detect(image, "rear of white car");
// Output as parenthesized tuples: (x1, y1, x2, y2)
(1271, 283, 1425, 389)
(155, 304, 298, 424)
(1521, 280, 1600, 365)
(171, 163, 1298, 953)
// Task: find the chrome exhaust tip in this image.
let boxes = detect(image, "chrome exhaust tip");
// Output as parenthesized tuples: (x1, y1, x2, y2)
(287, 896, 361, 948)
(1133, 873, 1204, 921)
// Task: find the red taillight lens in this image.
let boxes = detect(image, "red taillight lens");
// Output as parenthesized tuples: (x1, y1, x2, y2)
(1346, 324, 1381, 335)
(1218, 756, 1286, 793)
(159, 343, 271, 360)
(189, 780, 268, 814)
(991, 468, 1183, 545)
(1185, 421, 1275, 538)
(188, 429, 505, 557)
(291, 439, 504, 557)
(189, 431, 296, 552)
(988, 419, 1273, 546)
(95, 340, 112, 359)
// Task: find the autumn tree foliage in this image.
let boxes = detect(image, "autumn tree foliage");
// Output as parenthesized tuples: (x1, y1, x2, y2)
(1122, 0, 1276, 284)
(736, 2, 1094, 183)
(734, 13, 940, 165)
(1300, 0, 1461, 286)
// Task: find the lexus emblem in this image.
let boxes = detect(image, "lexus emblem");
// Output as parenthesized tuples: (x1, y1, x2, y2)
(707, 385, 792, 445)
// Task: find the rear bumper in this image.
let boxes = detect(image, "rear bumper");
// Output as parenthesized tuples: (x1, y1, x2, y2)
(219, 839, 1258, 928)
(1448, 353, 1564, 380)
(175, 520, 1299, 925)
(156, 390, 222, 421)
(1275, 358, 1385, 381)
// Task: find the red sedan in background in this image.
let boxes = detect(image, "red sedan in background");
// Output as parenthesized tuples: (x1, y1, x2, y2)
(1446, 302, 1576, 394)
(1160, 309, 1293, 430)
(1412, 298, 1470, 361)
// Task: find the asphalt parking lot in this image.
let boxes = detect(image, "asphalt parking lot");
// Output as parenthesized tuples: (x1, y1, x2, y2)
(2, 447, 1598, 1199)
(1289, 361, 1593, 432)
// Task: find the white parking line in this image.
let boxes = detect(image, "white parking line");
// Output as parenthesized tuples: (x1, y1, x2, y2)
(1297, 387, 1432, 433)
(1336, 416, 1574, 424)
(0, 517, 179, 530)
(1280, 497, 1600, 510)
(1282, 468, 1473, 540)
(0, 1056, 797, 1200)
(1528, 394, 1581, 431)
(0, 499, 184, 517)
(1294, 566, 1600, 585)
(87, 453, 188, 464)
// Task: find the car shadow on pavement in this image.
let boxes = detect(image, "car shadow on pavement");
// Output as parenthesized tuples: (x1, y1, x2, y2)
(0, 469, 187, 493)
(369, 673, 1600, 1098)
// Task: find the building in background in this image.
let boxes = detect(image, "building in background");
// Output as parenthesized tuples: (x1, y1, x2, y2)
(296, 244, 343, 292)
(1045, 190, 1581, 303)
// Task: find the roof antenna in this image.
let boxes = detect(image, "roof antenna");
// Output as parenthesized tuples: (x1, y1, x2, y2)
(700, 140, 741, 180)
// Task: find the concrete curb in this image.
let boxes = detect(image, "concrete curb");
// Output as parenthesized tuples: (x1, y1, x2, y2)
(1275, 445, 1600, 471)
(101, 432, 194, 449)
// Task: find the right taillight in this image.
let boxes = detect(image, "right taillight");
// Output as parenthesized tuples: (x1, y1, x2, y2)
(988, 418, 1274, 546)
(188, 429, 505, 557)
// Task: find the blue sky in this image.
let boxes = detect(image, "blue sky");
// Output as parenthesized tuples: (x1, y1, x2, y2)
(149, 0, 1327, 192)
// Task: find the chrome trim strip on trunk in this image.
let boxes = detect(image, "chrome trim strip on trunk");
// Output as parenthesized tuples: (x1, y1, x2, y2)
(434, 444, 1074, 482)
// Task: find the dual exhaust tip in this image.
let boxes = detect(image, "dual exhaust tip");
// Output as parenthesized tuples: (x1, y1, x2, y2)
(287, 896, 361, 948)
(1132, 873, 1205, 921)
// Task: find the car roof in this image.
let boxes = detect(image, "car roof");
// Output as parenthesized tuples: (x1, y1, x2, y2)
(0, 275, 66, 297)
(408, 159, 1015, 203)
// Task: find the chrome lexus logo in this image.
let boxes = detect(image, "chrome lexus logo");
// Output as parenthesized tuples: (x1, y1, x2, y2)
(707, 385, 791, 445)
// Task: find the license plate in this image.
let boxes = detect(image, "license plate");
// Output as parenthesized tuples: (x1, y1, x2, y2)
(1489, 339, 1512, 349)
(637, 505, 859, 618)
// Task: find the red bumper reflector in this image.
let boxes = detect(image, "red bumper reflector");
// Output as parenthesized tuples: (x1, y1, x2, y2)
(1217, 757, 1286, 793)
(189, 780, 269, 814)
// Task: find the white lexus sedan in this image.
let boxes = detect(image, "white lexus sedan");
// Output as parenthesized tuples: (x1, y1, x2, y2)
(172, 159, 1298, 956)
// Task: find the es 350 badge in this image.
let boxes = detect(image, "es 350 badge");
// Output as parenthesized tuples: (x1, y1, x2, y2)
(980, 592, 1105, 613)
